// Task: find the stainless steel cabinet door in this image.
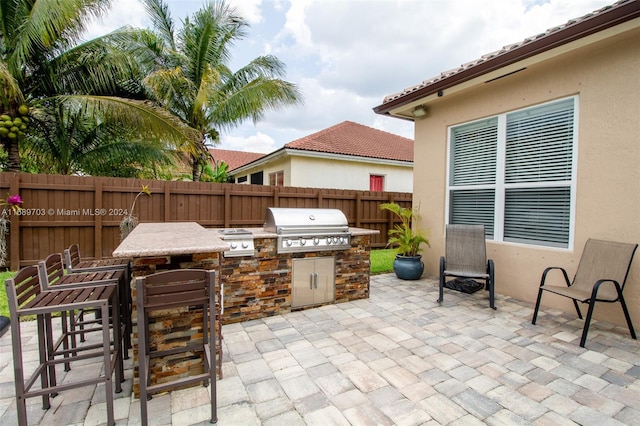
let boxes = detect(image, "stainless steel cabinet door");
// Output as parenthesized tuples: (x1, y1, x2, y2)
(292, 257, 335, 308)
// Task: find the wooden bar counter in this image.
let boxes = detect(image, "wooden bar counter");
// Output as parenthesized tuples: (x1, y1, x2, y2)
(113, 222, 228, 397)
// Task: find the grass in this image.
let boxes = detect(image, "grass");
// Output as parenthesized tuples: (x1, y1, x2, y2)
(370, 249, 396, 275)
(0, 250, 397, 318)
(0, 270, 14, 318)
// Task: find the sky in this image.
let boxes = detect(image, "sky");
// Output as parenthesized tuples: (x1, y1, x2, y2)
(85, 0, 615, 153)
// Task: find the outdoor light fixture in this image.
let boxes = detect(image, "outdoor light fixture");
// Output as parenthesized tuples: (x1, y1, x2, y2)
(411, 105, 428, 118)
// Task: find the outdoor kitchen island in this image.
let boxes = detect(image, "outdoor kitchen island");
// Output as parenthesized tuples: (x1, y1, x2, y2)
(113, 211, 378, 396)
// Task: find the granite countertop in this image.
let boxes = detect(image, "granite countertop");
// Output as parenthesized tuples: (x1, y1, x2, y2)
(113, 222, 229, 258)
(213, 227, 379, 238)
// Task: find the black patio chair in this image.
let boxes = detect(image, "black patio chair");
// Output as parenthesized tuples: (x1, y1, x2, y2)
(532, 238, 638, 348)
(438, 224, 496, 309)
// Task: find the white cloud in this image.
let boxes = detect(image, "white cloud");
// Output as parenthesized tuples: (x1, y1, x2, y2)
(229, 0, 264, 24)
(83, 0, 148, 40)
(219, 132, 277, 153)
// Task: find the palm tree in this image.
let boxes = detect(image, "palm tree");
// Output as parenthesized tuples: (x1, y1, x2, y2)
(0, 0, 200, 173)
(141, 0, 302, 180)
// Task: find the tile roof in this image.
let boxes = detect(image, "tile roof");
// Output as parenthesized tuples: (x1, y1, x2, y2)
(375, 0, 640, 114)
(208, 148, 265, 171)
(284, 120, 413, 162)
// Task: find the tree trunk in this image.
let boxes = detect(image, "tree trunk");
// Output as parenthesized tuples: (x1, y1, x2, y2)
(6, 140, 20, 172)
(191, 153, 201, 182)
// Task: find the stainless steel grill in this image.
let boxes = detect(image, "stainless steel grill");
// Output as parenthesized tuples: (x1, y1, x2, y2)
(264, 208, 351, 253)
(216, 228, 255, 257)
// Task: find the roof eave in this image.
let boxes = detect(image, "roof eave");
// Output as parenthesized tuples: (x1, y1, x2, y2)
(373, 1, 640, 117)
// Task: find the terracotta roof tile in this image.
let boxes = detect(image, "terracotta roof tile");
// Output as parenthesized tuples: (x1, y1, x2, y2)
(284, 121, 413, 162)
(208, 148, 265, 171)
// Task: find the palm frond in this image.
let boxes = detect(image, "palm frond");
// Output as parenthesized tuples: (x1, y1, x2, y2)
(8, 0, 111, 75)
(210, 76, 302, 129)
(56, 94, 202, 153)
(142, 0, 176, 51)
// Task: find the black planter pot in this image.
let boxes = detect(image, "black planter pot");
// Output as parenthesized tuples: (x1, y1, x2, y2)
(393, 255, 424, 280)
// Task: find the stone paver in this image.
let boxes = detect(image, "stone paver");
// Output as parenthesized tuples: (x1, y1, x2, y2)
(1, 274, 639, 425)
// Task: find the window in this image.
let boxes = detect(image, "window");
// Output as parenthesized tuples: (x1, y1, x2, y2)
(447, 97, 577, 248)
(250, 171, 263, 185)
(236, 176, 247, 184)
(370, 175, 384, 191)
(269, 170, 284, 186)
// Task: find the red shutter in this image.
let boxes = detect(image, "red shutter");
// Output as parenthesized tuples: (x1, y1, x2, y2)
(370, 175, 384, 191)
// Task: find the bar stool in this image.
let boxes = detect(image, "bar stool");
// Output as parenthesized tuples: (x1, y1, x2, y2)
(5, 265, 123, 426)
(136, 269, 218, 425)
(64, 244, 133, 351)
(63, 244, 132, 348)
(39, 253, 128, 369)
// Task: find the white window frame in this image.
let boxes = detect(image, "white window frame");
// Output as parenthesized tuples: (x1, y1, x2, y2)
(445, 96, 579, 249)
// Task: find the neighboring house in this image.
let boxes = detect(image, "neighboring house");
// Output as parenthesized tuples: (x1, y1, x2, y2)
(374, 1, 640, 328)
(208, 148, 265, 172)
(230, 121, 414, 192)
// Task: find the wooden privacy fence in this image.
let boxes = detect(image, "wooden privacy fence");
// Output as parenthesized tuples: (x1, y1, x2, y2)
(0, 172, 412, 270)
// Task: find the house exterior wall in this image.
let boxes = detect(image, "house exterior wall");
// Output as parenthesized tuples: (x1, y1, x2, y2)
(233, 155, 413, 191)
(414, 25, 640, 327)
(290, 156, 412, 191)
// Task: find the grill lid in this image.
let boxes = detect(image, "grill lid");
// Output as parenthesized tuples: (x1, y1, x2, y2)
(264, 208, 349, 234)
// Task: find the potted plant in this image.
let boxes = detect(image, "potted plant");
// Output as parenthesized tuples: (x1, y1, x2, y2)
(379, 202, 429, 280)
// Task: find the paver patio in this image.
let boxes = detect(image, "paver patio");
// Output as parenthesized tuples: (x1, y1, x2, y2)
(1, 273, 639, 425)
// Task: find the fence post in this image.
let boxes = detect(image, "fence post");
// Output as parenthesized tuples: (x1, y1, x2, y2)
(163, 181, 171, 222)
(9, 174, 20, 270)
(355, 193, 361, 227)
(224, 186, 231, 227)
(94, 180, 103, 259)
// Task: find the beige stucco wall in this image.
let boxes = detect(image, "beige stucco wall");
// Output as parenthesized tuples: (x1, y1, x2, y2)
(413, 25, 640, 329)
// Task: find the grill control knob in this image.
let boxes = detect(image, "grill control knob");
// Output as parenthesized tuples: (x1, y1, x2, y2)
(241, 242, 249, 248)
(313, 237, 320, 245)
(285, 239, 292, 247)
(300, 239, 306, 246)
(326, 236, 332, 244)
(230, 242, 238, 249)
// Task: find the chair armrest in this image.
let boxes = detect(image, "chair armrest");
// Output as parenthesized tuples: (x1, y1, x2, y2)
(540, 266, 571, 287)
(590, 278, 623, 301)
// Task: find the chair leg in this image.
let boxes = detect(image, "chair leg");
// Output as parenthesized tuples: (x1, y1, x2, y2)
(138, 308, 149, 425)
(61, 311, 72, 371)
(580, 301, 596, 348)
(618, 296, 637, 340)
(44, 313, 58, 393)
(531, 288, 544, 325)
(488, 260, 496, 310)
(209, 287, 218, 424)
(37, 315, 54, 403)
(437, 257, 445, 304)
(101, 303, 116, 426)
(11, 315, 28, 426)
(572, 300, 583, 320)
